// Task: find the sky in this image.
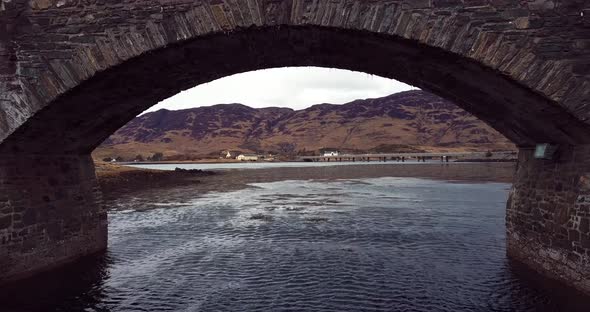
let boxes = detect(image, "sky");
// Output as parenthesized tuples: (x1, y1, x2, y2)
(144, 67, 417, 113)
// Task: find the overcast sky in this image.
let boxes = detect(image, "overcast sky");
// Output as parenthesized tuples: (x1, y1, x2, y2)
(145, 67, 417, 113)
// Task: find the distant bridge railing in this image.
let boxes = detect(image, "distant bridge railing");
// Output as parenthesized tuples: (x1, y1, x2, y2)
(297, 151, 517, 161)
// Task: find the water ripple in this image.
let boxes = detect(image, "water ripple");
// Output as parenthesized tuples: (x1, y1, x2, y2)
(2, 177, 590, 311)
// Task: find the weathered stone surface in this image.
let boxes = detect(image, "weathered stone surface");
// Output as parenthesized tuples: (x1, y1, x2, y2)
(0, 0, 588, 150)
(0, 0, 588, 297)
(507, 145, 590, 295)
(0, 154, 107, 284)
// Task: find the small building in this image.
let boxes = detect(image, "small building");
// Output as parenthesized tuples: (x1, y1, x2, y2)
(236, 154, 261, 161)
(221, 150, 243, 159)
(323, 150, 340, 157)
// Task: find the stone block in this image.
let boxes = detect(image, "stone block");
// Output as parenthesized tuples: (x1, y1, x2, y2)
(0, 215, 11, 230)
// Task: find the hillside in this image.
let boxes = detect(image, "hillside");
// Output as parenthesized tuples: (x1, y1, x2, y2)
(94, 90, 514, 160)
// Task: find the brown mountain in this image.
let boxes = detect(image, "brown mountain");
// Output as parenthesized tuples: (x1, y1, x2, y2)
(94, 90, 514, 160)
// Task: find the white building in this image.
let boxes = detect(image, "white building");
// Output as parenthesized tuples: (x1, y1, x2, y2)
(236, 154, 260, 161)
(323, 150, 340, 157)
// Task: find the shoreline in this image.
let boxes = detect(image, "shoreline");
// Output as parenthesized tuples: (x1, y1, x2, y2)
(96, 162, 515, 204)
(113, 156, 516, 166)
(95, 162, 215, 200)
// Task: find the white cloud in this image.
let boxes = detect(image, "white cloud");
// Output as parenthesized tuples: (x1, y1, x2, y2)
(144, 67, 417, 113)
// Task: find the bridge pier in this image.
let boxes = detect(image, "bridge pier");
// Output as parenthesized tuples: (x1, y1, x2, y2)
(506, 146, 590, 295)
(0, 149, 589, 296)
(0, 154, 107, 285)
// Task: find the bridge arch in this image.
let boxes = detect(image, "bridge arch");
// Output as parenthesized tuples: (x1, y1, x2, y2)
(0, 0, 590, 296)
(2, 24, 590, 154)
(1, 0, 589, 151)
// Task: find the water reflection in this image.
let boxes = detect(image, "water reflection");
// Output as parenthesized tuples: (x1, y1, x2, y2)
(2, 175, 590, 311)
(1, 252, 111, 312)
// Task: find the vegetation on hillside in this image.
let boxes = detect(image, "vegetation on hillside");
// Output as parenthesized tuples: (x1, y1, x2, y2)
(94, 90, 514, 161)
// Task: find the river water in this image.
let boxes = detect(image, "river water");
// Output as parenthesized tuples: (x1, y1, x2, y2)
(2, 163, 590, 311)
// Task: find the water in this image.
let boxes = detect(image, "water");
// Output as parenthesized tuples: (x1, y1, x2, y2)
(2, 174, 589, 311)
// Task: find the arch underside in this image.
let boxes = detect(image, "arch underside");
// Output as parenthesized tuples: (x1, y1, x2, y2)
(1, 25, 589, 154)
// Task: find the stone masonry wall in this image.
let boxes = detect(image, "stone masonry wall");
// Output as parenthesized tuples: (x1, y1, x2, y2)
(0, 0, 589, 148)
(507, 145, 590, 295)
(0, 154, 107, 284)
(0, 0, 588, 296)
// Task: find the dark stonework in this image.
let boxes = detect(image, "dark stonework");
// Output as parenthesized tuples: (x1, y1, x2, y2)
(507, 146, 590, 294)
(0, 154, 107, 284)
(3, 25, 590, 156)
(0, 0, 588, 148)
(0, 0, 589, 295)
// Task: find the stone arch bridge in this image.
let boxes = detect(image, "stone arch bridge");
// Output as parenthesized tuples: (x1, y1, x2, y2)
(1, 0, 589, 294)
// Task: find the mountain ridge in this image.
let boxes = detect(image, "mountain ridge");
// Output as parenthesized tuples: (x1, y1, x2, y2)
(95, 90, 514, 160)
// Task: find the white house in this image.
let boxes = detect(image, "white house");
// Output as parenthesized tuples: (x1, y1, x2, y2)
(323, 150, 340, 157)
(236, 154, 260, 161)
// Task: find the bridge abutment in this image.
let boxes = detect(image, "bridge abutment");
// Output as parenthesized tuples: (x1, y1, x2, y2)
(507, 146, 590, 294)
(0, 154, 107, 284)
